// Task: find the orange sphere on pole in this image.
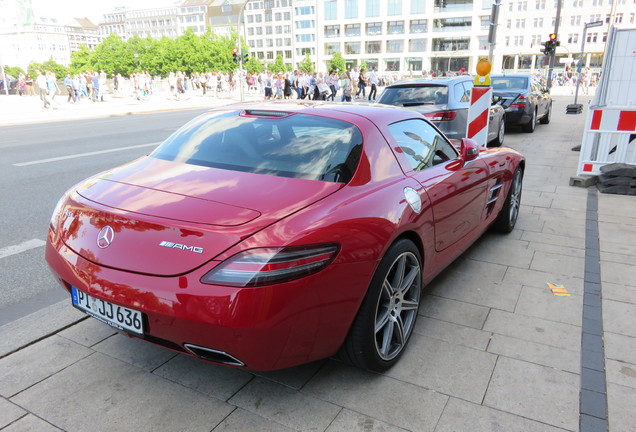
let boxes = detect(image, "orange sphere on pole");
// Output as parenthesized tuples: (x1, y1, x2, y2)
(476, 59, 491, 77)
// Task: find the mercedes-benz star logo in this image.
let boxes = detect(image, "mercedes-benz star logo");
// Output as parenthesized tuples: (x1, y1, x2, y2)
(97, 226, 115, 249)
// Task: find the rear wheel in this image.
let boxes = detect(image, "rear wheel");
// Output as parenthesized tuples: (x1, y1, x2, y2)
(340, 239, 422, 372)
(522, 109, 536, 133)
(492, 167, 523, 233)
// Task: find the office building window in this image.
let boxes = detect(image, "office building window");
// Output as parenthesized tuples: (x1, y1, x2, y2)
(346, 24, 361, 36)
(388, 0, 402, 15)
(325, 25, 340, 37)
(345, 41, 361, 54)
(366, 40, 382, 54)
(366, 0, 380, 17)
(325, 42, 340, 55)
(324, 1, 337, 20)
(410, 19, 426, 33)
(411, 0, 425, 13)
(345, 0, 358, 18)
(386, 39, 404, 53)
(388, 21, 405, 34)
(409, 38, 426, 52)
(366, 22, 382, 35)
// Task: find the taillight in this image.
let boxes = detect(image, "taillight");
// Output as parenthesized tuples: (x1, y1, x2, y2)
(423, 111, 457, 121)
(510, 95, 527, 108)
(200, 244, 339, 287)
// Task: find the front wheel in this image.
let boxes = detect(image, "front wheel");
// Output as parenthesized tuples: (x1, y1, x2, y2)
(491, 116, 505, 147)
(340, 239, 422, 372)
(492, 167, 523, 233)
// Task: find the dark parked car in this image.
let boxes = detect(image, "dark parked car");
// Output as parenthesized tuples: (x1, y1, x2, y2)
(377, 76, 506, 146)
(490, 74, 553, 133)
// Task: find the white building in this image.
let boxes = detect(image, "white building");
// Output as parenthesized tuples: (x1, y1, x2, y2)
(240, 0, 636, 75)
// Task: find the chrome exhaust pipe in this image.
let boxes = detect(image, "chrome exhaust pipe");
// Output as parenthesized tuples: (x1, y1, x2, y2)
(183, 343, 245, 367)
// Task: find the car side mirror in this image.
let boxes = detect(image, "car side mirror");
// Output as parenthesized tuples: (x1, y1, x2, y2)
(460, 138, 480, 162)
(491, 95, 502, 105)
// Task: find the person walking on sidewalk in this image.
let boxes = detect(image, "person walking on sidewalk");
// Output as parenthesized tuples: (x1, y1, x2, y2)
(36, 70, 50, 109)
(356, 68, 367, 99)
(368, 67, 378, 102)
(64, 73, 76, 103)
(45, 70, 61, 107)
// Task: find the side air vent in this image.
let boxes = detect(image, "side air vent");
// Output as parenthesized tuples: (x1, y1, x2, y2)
(486, 180, 503, 216)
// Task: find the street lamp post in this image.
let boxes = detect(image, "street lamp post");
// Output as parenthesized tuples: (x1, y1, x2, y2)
(567, 20, 603, 114)
(236, 0, 250, 102)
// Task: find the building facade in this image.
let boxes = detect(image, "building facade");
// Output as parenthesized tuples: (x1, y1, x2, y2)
(239, 0, 636, 75)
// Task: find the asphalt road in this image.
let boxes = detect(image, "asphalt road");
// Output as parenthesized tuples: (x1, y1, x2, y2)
(0, 109, 209, 325)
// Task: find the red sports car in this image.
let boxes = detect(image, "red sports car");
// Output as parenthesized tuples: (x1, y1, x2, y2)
(46, 102, 524, 372)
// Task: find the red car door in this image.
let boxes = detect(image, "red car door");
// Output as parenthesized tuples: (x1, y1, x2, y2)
(387, 118, 489, 251)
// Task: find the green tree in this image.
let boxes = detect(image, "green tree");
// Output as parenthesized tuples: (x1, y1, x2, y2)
(92, 33, 131, 75)
(359, 59, 368, 72)
(245, 56, 264, 74)
(41, 59, 69, 78)
(3, 66, 25, 77)
(268, 53, 286, 73)
(298, 54, 314, 73)
(327, 52, 346, 73)
(69, 45, 94, 74)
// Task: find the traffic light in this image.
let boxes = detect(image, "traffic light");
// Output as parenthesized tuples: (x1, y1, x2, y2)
(242, 49, 249, 63)
(541, 33, 560, 55)
(232, 48, 239, 64)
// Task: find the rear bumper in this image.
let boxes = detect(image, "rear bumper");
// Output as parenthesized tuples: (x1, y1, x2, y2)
(503, 107, 531, 125)
(45, 233, 375, 371)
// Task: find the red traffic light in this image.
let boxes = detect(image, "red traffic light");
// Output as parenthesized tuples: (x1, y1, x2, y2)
(549, 33, 557, 41)
(232, 48, 239, 55)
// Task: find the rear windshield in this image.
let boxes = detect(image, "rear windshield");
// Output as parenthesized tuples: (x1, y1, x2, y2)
(378, 85, 449, 107)
(151, 110, 363, 183)
(491, 77, 529, 90)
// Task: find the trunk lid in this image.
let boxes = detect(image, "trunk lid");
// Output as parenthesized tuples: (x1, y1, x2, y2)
(61, 157, 342, 275)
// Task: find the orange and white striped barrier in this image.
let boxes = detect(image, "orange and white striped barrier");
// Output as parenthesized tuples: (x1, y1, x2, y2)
(466, 86, 492, 149)
(577, 108, 636, 176)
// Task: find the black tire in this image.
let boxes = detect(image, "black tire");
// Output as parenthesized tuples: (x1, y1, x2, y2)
(491, 116, 505, 147)
(539, 103, 552, 124)
(340, 239, 422, 372)
(492, 167, 523, 233)
(522, 108, 536, 133)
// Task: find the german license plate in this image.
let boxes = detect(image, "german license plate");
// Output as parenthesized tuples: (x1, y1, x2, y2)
(71, 286, 144, 335)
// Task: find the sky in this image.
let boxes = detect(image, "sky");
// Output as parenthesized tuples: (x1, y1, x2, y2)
(30, 0, 180, 24)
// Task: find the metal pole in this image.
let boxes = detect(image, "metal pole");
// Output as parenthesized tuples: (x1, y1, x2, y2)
(573, 26, 588, 106)
(546, 0, 562, 89)
(237, 0, 249, 102)
(487, 0, 501, 64)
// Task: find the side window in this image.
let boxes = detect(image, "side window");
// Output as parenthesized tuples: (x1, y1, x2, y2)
(387, 119, 459, 172)
(460, 82, 472, 103)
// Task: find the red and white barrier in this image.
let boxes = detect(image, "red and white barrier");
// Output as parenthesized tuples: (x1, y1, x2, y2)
(577, 108, 636, 175)
(466, 86, 492, 149)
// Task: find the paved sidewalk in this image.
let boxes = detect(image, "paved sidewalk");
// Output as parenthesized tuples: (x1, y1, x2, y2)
(0, 87, 263, 127)
(1, 95, 635, 432)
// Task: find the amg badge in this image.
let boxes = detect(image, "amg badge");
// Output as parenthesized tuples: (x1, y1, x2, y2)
(159, 241, 204, 254)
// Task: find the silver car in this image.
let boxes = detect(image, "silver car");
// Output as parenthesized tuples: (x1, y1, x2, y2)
(377, 76, 506, 146)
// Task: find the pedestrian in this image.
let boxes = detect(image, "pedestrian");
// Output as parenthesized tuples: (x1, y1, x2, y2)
(368, 67, 378, 102)
(64, 73, 76, 103)
(36, 70, 50, 109)
(45, 70, 61, 106)
(340, 72, 352, 102)
(357, 68, 367, 98)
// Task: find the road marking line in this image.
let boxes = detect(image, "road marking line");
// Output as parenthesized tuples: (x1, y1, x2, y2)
(0, 239, 46, 259)
(13, 142, 161, 167)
